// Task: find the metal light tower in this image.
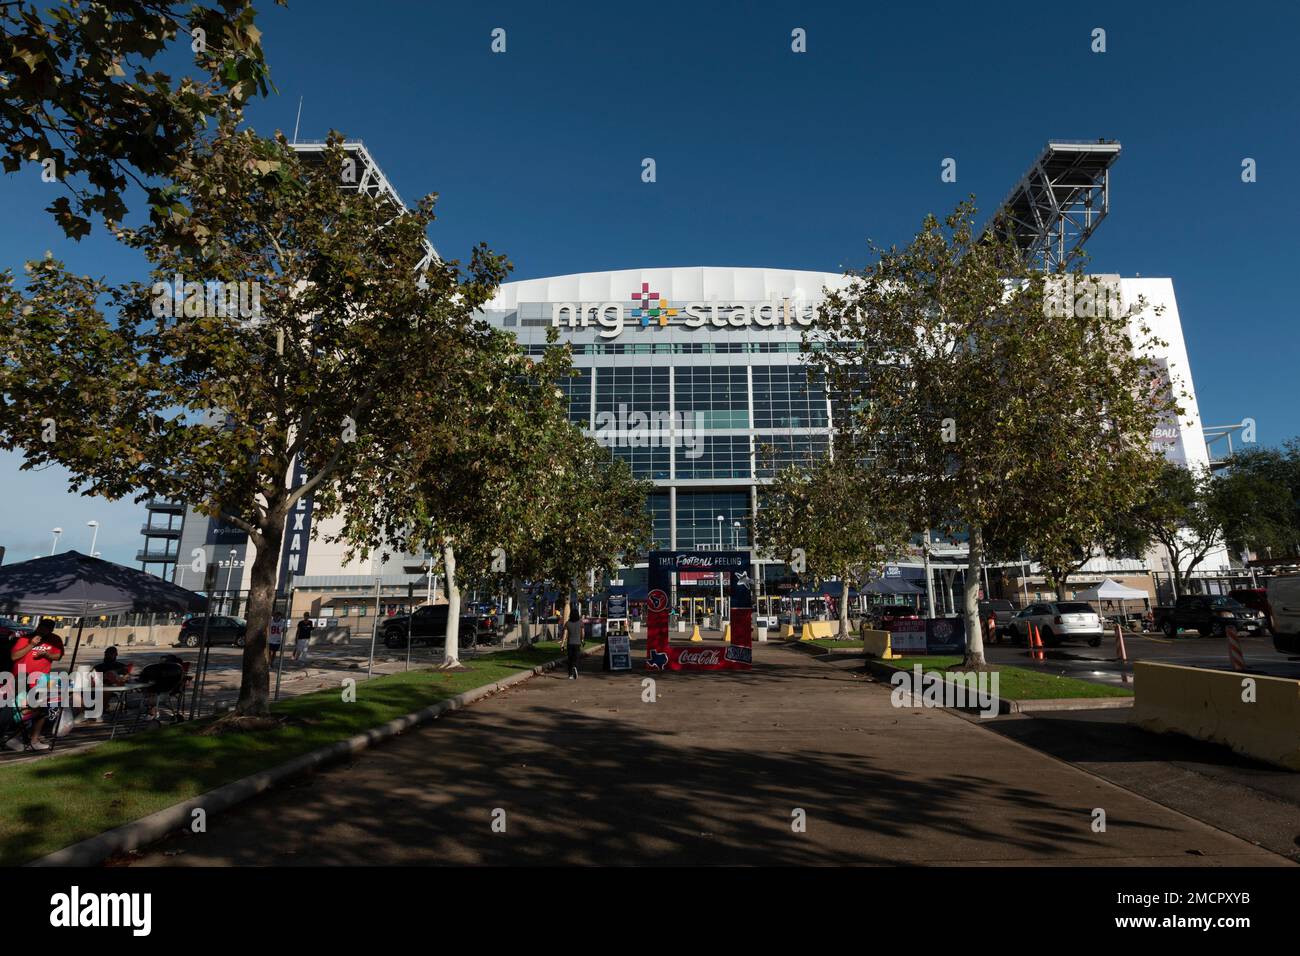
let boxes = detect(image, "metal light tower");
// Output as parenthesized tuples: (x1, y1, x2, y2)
(86, 519, 99, 556)
(991, 140, 1121, 271)
(49, 527, 62, 555)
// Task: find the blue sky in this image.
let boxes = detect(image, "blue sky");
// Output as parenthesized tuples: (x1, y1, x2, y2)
(1, 0, 1297, 566)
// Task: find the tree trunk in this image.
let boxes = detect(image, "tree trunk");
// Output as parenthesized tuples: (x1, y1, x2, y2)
(234, 509, 285, 716)
(962, 527, 987, 667)
(839, 567, 852, 638)
(440, 540, 463, 667)
(557, 583, 572, 642)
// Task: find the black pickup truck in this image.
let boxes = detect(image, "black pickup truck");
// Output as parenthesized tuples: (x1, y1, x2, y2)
(381, 604, 486, 649)
(1152, 594, 1265, 637)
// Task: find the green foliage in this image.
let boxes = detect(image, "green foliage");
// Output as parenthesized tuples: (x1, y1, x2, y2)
(755, 454, 908, 591)
(1, 0, 281, 238)
(1121, 457, 1297, 589)
(807, 199, 1174, 661)
(1217, 442, 1300, 559)
(337, 329, 652, 657)
(0, 129, 507, 710)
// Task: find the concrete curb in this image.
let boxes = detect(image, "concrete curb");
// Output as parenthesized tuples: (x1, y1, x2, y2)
(28, 645, 601, 867)
(781, 639, 864, 657)
(858, 657, 1134, 715)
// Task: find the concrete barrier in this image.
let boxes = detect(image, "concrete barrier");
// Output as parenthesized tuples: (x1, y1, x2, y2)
(798, 621, 839, 640)
(1133, 661, 1300, 771)
(858, 625, 897, 659)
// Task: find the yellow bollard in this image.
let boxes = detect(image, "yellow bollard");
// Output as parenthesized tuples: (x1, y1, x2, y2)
(800, 622, 815, 641)
(690, 623, 703, 642)
(723, 623, 731, 643)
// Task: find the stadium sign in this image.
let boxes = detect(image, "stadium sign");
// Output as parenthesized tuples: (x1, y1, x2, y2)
(552, 282, 815, 339)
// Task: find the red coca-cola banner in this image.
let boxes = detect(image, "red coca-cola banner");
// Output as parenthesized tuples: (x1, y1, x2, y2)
(644, 551, 753, 671)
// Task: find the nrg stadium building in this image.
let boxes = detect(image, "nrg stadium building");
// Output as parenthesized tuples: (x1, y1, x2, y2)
(138, 140, 1224, 617)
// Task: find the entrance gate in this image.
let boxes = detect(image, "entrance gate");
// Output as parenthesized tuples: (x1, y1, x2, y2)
(645, 550, 753, 671)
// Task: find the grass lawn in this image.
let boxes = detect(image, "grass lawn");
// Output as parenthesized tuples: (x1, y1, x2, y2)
(881, 655, 1133, 702)
(0, 641, 584, 866)
(806, 638, 865, 649)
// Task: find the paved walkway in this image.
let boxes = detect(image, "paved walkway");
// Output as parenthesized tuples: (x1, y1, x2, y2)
(127, 642, 1288, 866)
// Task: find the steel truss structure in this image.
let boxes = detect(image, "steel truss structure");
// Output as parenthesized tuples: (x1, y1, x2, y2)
(1203, 422, 1252, 471)
(290, 139, 438, 270)
(992, 140, 1121, 271)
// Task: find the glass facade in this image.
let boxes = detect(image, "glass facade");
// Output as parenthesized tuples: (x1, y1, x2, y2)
(482, 273, 843, 561)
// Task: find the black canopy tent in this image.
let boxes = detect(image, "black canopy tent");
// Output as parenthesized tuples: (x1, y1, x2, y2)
(0, 551, 206, 672)
(863, 577, 925, 596)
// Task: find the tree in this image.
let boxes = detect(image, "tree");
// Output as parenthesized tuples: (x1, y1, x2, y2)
(534, 434, 652, 628)
(807, 199, 1173, 666)
(1124, 458, 1295, 593)
(995, 499, 1153, 600)
(337, 323, 581, 667)
(755, 454, 909, 637)
(2, 0, 279, 238)
(0, 130, 508, 715)
(1218, 442, 1300, 560)
(340, 352, 652, 663)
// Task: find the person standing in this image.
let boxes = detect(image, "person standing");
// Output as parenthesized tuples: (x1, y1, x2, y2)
(293, 612, 313, 663)
(7, 618, 64, 750)
(565, 605, 583, 680)
(268, 612, 285, 664)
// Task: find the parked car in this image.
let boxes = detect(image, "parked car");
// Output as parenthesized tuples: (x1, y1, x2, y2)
(1008, 601, 1104, 647)
(382, 604, 486, 649)
(875, 606, 921, 628)
(178, 615, 247, 647)
(1228, 588, 1270, 618)
(1152, 594, 1265, 638)
(978, 599, 1016, 641)
(1265, 574, 1300, 654)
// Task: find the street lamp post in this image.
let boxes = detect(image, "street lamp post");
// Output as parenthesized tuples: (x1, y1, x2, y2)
(225, 548, 239, 615)
(716, 515, 725, 621)
(49, 527, 62, 555)
(86, 520, 99, 556)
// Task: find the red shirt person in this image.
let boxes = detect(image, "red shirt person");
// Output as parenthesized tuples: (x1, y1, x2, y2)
(10, 619, 65, 687)
(6, 619, 64, 751)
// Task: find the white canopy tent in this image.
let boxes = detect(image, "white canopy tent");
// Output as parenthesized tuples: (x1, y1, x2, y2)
(1074, 578, 1150, 602)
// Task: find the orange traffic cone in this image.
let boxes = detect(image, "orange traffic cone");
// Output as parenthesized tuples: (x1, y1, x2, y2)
(1030, 623, 1045, 662)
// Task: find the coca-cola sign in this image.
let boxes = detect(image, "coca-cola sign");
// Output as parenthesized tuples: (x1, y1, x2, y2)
(677, 648, 722, 666)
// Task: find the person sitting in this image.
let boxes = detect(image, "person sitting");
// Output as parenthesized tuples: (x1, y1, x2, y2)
(92, 646, 130, 687)
(137, 654, 186, 721)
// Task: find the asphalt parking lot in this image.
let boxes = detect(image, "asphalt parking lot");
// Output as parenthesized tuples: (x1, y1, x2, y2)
(982, 629, 1300, 686)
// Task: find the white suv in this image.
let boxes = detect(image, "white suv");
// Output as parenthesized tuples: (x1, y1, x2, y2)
(1010, 601, 1104, 647)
